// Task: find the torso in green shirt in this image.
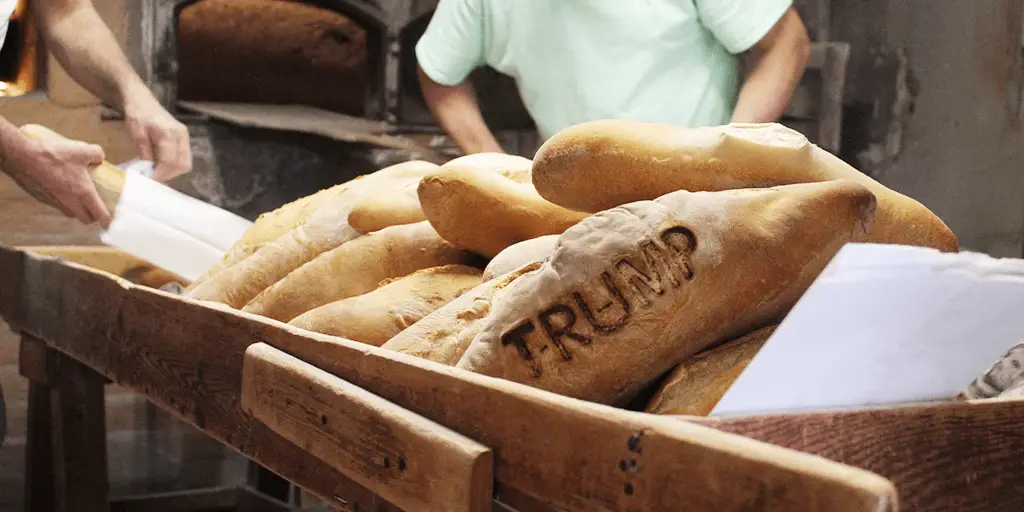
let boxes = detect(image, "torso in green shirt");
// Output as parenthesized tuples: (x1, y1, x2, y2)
(416, 0, 792, 140)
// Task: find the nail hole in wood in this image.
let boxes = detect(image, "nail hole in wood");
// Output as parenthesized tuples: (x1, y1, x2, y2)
(398, 458, 407, 472)
(384, 457, 391, 469)
(321, 414, 328, 425)
(624, 483, 634, 496)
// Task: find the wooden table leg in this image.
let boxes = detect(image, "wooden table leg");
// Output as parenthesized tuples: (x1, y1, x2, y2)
(20, 334, 111, 512)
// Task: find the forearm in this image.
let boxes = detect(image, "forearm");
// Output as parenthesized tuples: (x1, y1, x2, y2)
(731, 10, 811, 124)
(419, 67, 503, 154)
(0, 116, 33, 171)
(33, 0, 150, 111)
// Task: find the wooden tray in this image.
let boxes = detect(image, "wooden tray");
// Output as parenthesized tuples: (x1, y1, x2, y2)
(3, 245, 1023, 511)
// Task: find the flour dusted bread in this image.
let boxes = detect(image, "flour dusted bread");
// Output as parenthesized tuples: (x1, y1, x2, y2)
(243, 221, 473, 322)
(185, 161, 437, 307)
(381, 262, 542, 365)
(186, 184, 344, 291)
(483, 235, 559, 281)
(645, 325, 777, 416)
(532, 120, 957, 252)
(455, 180, 876, 405)
(419, 166, 588, 258)
(289, 264, 482, 345)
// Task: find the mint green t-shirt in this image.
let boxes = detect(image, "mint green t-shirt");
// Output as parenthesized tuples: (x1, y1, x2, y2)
(416, 0, 793, 140)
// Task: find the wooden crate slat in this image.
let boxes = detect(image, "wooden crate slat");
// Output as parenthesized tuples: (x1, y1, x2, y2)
(689, 399, 1024, 511)
(0, 248, 895, 511)
(243, 343, 494, 512)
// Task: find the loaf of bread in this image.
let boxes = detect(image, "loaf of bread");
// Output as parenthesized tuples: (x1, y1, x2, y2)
(289, 264, 483, 345)
(380, 262, 543, 365)
(455, 180, 876, 405)
(242, 221, 473, 322)
(186, 184, 345, 291)
(347, 178, 424, 234)
(185, 161, 438, 307)
(419, 166, 589, 258)
(645, 325, 777, 416)
(532, 120, 957, 252)
(443, 152, 534, 183)
(482, 235, 559, 281)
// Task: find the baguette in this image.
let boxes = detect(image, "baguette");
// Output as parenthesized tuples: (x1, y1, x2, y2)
(185, 161, 437, 307)
(645, 325, 777, 416)
(289, 264, 483, 345)
(380, 262, 542, 365)
(482, 235, 559, 281)
(443, 152, 534, 183)
(419, 166, 589, 258)
(532, 120, 957, 252)
(456, 180, 876, 405)
(243, 220, 473, 322)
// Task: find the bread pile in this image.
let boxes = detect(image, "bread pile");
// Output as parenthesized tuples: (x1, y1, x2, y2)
(186, 121, 958, 414)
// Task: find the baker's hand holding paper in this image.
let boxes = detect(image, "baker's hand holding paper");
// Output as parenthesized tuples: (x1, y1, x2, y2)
(0, 121, 110, 227)
(124, 90, 192, 182)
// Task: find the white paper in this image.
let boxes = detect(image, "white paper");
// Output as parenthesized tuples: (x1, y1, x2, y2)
(711, 243, 1024, 417)
(101, 165, 253, 281)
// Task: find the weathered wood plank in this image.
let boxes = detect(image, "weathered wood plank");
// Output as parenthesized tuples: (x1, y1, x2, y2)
(19, 246, 186, 288)
(0, 246, 898, 512)
(243, 344, 494, 512)
(1, 249, 399, 512)
(688, 398, 1024, 512)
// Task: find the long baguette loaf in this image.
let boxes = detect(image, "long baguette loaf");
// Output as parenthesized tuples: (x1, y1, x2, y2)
(455, 180, 876, 405)
(532, 120, 957, 252)
(186, 184, 345, 291)
(289, 264, 483, 345)
(185, 161, 438, 307)
(380, 262, 542, 365)
(419, 166, 589, 258)
(482, 235, 559, 281)
(645, 325, 777, 416)
(243, 220, 473, 322)
(443, 152, 534, 183)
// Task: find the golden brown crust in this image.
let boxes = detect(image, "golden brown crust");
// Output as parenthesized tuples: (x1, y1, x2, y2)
(242, 221, 473, 322)
(482, 235, 559, 281)
(289, 264, 483, 346)
(532, 120, 957, 252)
(645, 325, 778, 416)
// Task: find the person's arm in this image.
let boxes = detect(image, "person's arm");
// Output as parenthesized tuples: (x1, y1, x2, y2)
(419, 66, 503, 154)
(730, 8, 810, 124)
(32, 0, 191, 181)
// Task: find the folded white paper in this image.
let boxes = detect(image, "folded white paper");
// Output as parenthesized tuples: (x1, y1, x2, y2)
(711, 243, 1024, 417)
(101, 164, 253, 281)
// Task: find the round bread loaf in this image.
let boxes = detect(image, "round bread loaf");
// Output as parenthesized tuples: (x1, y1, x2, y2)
(532, 120, 957, 252)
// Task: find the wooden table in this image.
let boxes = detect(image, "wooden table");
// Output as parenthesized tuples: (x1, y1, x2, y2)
(4, 245, 1024, 511)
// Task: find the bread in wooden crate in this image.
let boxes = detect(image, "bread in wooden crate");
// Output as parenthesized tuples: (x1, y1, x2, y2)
(482, 235, 558, 281)
(419, 164, 588, 259)
(242, 221, 475, 322)
(289, 264, 483, 345)
(646, 325, 777, 416)
(381, 262, 543, 365)
(454, 180, 876, 406)
(532, 120, 958, 252)
(185, 161, 438, 307)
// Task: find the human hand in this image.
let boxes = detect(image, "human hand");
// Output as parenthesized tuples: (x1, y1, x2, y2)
(3, 135, 110, 226)
(124, 95, 192, 182)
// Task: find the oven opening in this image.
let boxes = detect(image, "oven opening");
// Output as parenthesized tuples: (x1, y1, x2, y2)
(175, 0, 370, 116)
(0, 0, 41, 97)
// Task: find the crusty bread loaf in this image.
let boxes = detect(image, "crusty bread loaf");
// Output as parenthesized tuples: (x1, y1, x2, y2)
(645, 325, 777, 416)
(455, 180, 876, 405)
(419, 166, 589, 258)
(443, 152, 534, 183)
(532, 120, 957, 252)
(289, 264, 483, 345)
(482, 235, 559, 281)
(185, 161, 438, 307)
(186, 185, 344, 291)
(348, 178, 424, 234)
(381, 262, 542, 365)
(243, 221, 473, 322)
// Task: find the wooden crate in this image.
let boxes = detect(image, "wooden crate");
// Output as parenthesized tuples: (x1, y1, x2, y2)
(2, 245, 1024, 511)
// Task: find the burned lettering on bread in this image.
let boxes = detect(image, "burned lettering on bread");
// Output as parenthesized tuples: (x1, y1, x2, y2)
(497, 224, 697, 375)
(538, 304, 592, 361)
(573, 272, 629, 333)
